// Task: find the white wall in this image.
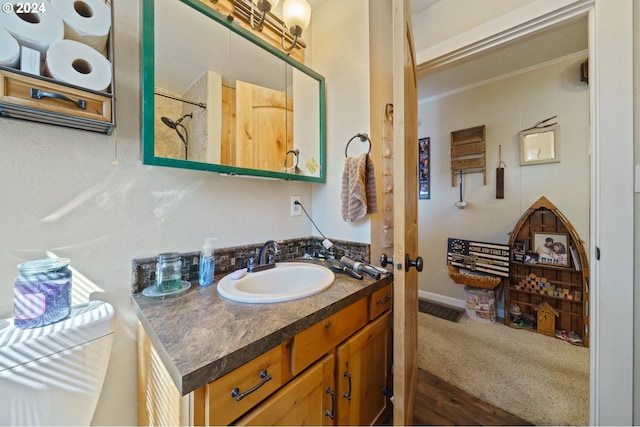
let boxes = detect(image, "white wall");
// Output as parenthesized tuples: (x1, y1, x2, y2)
(309, 0, 373, 245)
(0, 0, 315, 424)
(418, 53, 589, 306)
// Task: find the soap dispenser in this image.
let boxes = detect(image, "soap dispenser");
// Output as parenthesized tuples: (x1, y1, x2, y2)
(199, 238, 217, 286)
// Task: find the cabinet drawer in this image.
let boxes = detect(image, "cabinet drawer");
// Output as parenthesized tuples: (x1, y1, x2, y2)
(0, 68, 112, 122)
(291, 298, 367, 375)
(369, 284, 393, 320)
(236, 353, 335, 426)
(205, 343, 285, 426)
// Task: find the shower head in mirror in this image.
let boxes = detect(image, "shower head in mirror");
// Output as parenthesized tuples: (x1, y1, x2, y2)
(161, 113, 192, 129)
(160, 114, 192, 159)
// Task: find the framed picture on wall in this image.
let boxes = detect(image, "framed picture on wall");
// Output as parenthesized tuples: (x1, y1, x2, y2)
(533, 232, 570, 267)
(418, 137, 430, 199)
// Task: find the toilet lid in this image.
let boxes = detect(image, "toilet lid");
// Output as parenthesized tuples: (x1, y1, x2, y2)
(0, 300, 116, 372)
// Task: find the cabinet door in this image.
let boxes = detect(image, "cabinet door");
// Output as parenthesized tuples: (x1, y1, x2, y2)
(336, 312, 391, 426)
(236, 353, 336, 426)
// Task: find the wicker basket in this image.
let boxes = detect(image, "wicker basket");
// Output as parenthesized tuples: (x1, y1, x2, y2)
(448, 263, 502, 289)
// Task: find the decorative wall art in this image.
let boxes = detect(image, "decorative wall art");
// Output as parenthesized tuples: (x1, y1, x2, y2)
(519, 116, 560, 166)
(450, 125, 486, 186)
(418, 137, 430, 200)
(447, 238, 510, 278)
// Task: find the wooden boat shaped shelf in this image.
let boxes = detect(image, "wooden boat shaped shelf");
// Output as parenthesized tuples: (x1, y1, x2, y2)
(506, 196, 589, 347)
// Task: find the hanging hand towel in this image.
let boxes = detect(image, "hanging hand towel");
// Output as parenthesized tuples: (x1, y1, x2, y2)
(341, 153, 378, 222)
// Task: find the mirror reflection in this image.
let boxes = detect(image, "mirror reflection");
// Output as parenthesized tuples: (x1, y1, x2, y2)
(143, 0, 325, 181)
(519, 125, 560, 166)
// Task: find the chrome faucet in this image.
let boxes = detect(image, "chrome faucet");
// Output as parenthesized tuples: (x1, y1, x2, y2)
(247, 240, 279, 273)
(258, 240, 279, 265)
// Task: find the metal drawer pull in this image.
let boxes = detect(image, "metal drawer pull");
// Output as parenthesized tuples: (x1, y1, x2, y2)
(30, 88, 87, 110)
(343, 372, 352, 400)
(231, 369, 272, 401)
(376, 295, 392, 305)
(325, 387, 335, 419)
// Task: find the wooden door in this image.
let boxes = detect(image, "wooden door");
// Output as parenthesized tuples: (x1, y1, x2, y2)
(235, 81, 291, 172)
(236, 354, 335, 426)
(392, 0, 420, 424)
(336, 312, 391, 425)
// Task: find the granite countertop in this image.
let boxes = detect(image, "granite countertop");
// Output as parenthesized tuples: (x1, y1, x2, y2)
(132, 260, 392, 395)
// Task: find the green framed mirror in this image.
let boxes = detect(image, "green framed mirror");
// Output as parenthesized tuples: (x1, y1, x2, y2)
(141, 0, 326, 182)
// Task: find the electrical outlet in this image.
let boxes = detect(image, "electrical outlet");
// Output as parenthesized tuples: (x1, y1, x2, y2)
(291, 195, 302, 216)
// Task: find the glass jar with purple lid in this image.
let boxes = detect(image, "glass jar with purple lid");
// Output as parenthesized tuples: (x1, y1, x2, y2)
(14, 258, 72, 329)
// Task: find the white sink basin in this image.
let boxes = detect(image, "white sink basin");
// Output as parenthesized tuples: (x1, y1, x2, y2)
(217, 262, 335, 303)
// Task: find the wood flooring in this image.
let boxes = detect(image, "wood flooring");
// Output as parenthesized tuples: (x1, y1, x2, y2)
(413, 369, 534, 426)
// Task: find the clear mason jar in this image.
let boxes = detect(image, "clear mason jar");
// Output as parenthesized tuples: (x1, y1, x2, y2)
(155, 252, 182, 292)
(14, 258, 72, 329)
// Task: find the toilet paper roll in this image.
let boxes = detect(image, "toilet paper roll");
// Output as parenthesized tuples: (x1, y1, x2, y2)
(0, 25, 20, 68)
(0, 1, 64, 53)
(46, 39, 112, 92)
(50, 0, 111, 53)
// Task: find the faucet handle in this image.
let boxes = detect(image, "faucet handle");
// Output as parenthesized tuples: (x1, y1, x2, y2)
(247, 256, 255, 272)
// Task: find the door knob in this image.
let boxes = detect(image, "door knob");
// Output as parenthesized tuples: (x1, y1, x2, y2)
(405, 254, 423, 272)
(380, 253, 394, 268)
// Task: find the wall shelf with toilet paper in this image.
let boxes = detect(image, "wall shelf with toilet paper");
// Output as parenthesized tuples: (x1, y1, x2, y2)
(0, 0, 115, 134)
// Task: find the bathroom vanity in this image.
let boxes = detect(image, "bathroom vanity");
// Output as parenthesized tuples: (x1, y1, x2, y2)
(134, 263, 393, 426)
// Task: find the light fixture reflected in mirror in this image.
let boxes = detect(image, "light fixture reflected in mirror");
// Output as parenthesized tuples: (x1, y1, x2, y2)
(251, 0, 280, 30)
(282, 0, 311, 52)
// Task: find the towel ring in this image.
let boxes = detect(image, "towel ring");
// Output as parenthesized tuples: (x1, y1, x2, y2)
(345, 133, 371, 157)
(284, 149, 300, 168)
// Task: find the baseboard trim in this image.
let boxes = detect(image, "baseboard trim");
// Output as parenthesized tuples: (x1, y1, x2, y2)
(418, 290, 465, 309)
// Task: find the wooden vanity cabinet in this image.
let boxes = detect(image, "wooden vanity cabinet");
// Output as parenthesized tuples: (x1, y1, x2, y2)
(138, 323, 185, 426)
(138, 284, 392, 426)
(336, 311, 391, 425)
(290, 298, 368, 375)
(235, 354, 336, 426)
(202, 344, 289, 425)
(369, 284, 393, 320)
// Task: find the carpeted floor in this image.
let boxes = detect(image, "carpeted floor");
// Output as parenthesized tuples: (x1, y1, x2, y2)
(418, 312, 589, 426)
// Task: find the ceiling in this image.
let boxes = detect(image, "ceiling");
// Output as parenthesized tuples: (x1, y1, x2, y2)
(304, 0, 587, 101)
(417, 15, 588, 100)
(409, 0, 441, 14)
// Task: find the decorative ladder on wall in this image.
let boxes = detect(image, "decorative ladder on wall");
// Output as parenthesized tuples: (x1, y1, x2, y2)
(450, 125, 486, 186)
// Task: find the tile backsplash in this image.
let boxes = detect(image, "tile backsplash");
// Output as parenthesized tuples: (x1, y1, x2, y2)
(131, 237, 370, 293)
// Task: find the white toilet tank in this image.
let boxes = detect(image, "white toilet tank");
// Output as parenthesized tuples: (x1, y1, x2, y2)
(0, 300, 116, 426)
